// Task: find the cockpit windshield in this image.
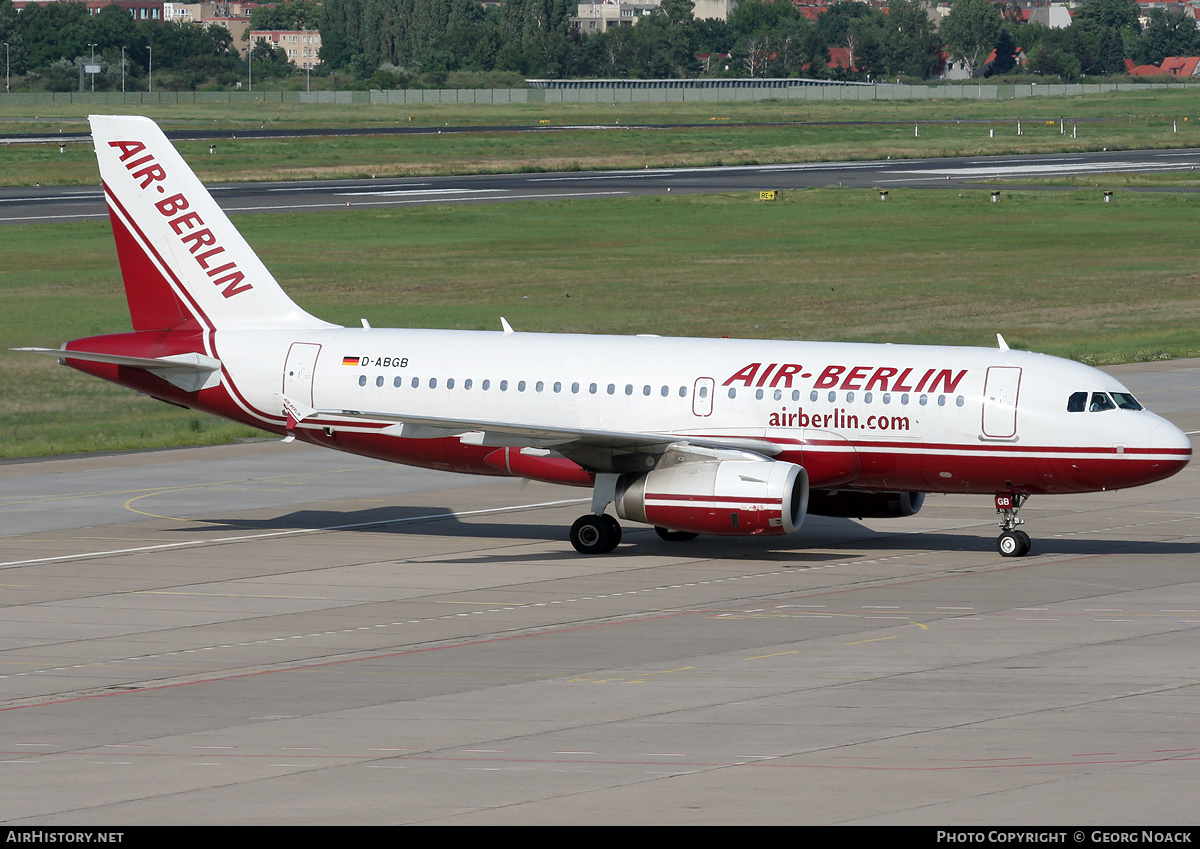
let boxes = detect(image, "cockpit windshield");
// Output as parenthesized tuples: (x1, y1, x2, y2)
(1067, 391, 1144, 412)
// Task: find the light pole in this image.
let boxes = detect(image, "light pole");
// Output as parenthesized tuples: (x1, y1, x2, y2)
(88, 43, 96, 92)
(147, 44, 152, 92)
(121, 46, 125, 93)
(4, 43, 9, 94)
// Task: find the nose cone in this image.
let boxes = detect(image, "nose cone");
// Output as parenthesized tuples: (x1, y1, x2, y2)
(1149, 418, 1193, 480)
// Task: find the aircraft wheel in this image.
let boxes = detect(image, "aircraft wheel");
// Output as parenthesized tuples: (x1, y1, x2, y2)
(571, 514, 619, 554)
(601, 514, 623, 553)
(654, 526, 699, 542)
(997, 530, 1030, 558)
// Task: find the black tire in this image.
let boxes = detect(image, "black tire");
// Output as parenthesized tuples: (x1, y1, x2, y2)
(997, 530, 1030, 557)
(571, 514, 618, 554)
(601, 514, 622, 553)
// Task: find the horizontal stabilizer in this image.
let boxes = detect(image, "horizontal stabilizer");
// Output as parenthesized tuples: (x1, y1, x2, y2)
(14, 347, 222, 393)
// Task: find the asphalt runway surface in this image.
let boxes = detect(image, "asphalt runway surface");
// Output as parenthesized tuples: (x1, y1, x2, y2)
(5, 147, 1200, 226)
(1, 360, 1197, 825)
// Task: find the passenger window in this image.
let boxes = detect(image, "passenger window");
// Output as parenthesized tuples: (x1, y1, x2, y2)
(518, 380, 526, 392)
(429, 378, 437, 389)
(482, 379, 491, 390)
(446, 378, 454, 389)
(411, 377, 420, 389)
(464, 379, 472, 390)
(1067, 391, 1087, 413)
(1090, 392, 1115, 412)
(500, 380, 508, 391)
(956, 395, 964, 407)
(394, 377, 402, 388)
(755, 389, 764, 400)
(375, 376, 384, 387)
(845, 392, 855, 403)
(358, 375, 367, 387)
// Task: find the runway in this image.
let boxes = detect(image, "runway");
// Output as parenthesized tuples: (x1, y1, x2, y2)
(1, 361, 1197, 825)
(5, 147, 1200, 225)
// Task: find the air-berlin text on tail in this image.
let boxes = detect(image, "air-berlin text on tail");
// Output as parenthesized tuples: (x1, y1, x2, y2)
(107, 139, 251, 300)
(723, 362, 968, 394)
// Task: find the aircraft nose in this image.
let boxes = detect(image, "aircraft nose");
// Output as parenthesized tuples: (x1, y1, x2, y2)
(1152, 419, 1194, 455)
(1149, 419, 1193, 479)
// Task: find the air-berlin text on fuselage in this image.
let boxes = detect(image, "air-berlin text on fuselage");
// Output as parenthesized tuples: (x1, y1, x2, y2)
(107, 139, 251, 299)
(723, 362, 968, 394)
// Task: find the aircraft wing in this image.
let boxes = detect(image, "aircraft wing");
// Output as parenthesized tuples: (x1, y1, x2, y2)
(307, 404, 784, 467)
(14, 347, 223, 393)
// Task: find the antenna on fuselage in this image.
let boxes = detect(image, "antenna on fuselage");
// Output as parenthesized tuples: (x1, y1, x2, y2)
(501, 317, 514, 336)
(997, 333, 1009, 352)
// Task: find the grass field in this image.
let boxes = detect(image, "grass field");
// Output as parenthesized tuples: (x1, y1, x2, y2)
(3, 90, 1200, 185)
(4, 188, 1199, 457)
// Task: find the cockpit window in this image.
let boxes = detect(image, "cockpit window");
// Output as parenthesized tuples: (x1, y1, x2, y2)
(1067, 391, 1087, 413)
(1090, 392, 1116, 412)
(1111, 392, 1144, 411)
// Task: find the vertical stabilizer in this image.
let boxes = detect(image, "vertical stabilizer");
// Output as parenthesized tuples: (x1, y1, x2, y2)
(89, 115, 335, 332)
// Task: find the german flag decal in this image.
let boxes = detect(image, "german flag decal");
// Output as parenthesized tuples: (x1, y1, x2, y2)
(342, 356, 360, 366)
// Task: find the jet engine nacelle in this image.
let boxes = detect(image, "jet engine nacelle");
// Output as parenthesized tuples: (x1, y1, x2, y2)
(807, 490, 925, 519)
(613, 448, 809, 537)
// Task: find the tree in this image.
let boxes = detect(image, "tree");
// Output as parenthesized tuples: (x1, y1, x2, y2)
(1137, 9, 1200, 66)
(883, 0, 941, 80)
(941, 0, 1002, 77)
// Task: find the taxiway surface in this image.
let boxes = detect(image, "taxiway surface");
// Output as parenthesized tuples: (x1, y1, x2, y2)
(1, 361, 1198, 825)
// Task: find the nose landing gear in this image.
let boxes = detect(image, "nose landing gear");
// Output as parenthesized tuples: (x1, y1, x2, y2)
(996, 492, 1032, 557)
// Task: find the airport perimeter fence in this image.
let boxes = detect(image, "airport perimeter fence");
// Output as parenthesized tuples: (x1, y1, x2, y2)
(0, 80, 1193, 107)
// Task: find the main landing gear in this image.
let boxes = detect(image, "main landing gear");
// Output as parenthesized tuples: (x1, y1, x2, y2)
(995, 492, 1032, 557)
(571, 473, 623, 554)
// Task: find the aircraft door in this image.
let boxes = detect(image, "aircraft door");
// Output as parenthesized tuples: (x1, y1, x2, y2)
(692, 377, 714, 417)
(283, 342, 322, 407)
(982, 366, 1022, 439)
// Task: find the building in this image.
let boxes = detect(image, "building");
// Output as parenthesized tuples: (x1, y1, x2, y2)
(249, 29, 322, 69)
(572, 0, 736, 34)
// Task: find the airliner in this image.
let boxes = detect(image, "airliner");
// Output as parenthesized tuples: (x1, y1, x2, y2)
(17, 116, 1193, 557)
